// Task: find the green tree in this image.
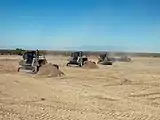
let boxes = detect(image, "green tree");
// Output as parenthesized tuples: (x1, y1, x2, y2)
(15, 48, 25, 55)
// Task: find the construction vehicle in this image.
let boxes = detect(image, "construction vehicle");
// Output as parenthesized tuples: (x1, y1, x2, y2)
(97, 53, 113, 65)
(66, 51, 88, 67)
(17, 50, 47, 73)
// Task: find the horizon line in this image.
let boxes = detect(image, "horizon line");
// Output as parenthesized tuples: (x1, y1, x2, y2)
(0, 48, 160, 54)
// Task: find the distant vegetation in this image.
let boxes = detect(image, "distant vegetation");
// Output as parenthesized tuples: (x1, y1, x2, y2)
(0, 48, 25, 55)
(0, 48, 160, 57)
(15, 48, 25, 55)
(0, 48, 44, 55)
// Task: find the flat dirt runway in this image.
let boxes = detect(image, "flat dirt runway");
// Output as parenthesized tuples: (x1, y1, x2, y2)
(0, 55, 160, 120)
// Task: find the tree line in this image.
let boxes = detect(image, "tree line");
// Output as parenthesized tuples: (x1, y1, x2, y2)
(0, 48, 46, 55)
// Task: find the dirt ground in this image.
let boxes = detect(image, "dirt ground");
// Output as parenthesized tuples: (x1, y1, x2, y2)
(0, 55, 160, 120)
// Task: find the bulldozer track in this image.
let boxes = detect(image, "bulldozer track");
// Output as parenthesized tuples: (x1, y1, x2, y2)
(0, 104, 60, 120)
(103, 110, 159, 120)
(0, 98, 83, 120)
(148, 96, 160, 100)
(129, 92, 160, 98)
(0, 91, 160, 120)
(0, 105, 23, 120)
(128, 92, 160, 108)
(0, 99, 159, 120)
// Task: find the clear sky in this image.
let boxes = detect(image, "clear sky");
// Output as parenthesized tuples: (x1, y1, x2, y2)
(0, 0, 160, 52)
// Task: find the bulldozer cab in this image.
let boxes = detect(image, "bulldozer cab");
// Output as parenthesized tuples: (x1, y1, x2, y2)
(99, 54, 106, 60)
(97, 53, 113, 65)
(67, 51, 87, 67)
(70, 51, 82, 62)
(23, 51, 36, 65)
(99, 53, 109, 61)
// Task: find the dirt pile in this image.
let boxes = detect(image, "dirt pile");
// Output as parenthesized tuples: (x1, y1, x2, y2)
(37, 63, 64, 77)
(82, 61, 99, 69)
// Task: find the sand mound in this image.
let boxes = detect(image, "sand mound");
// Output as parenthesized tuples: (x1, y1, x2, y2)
(82, 61, 99, 69)
(37, 63, 64, 77)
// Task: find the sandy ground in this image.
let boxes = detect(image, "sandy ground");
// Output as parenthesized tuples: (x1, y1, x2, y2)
(0, 55, 160, 120)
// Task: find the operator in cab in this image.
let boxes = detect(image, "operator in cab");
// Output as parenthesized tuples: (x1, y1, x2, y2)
(35, 49, 40, 58)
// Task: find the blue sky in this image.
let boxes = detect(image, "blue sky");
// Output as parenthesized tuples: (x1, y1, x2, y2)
(0, 0, 160, 52)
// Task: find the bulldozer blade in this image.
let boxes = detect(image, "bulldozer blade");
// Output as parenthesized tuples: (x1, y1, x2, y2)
(18, 67, 35, 74)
